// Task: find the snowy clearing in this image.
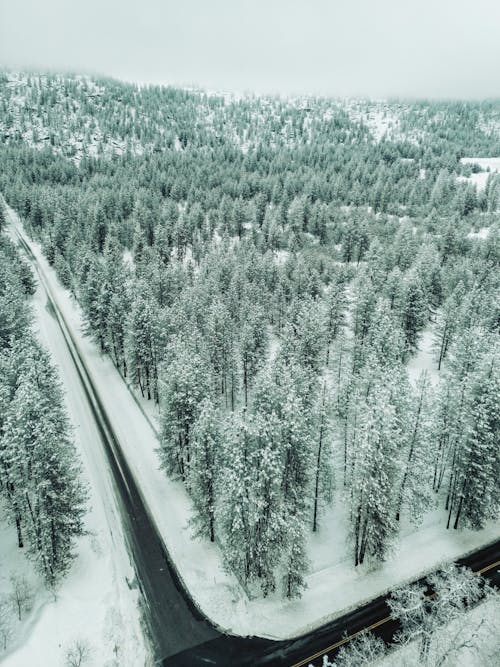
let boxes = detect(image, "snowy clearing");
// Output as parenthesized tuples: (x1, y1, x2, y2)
(459, 157, 500, 191)
(467, 226, 491, 240)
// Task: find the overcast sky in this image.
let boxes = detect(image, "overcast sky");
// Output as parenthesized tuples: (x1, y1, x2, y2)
(1, 0, 499, 98)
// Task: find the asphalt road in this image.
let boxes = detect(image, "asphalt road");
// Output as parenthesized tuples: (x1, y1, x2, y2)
(164, 540, 500, 666)
(9, 208, 499, 667)
(10, 219, 219, 662)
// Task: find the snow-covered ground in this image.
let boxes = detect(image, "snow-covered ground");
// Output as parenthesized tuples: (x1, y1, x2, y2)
(407, 326, 440, 386)
(459, 157, 500, 191)
(461, 157, 500, 172)
(467, 227, 491, 240)
(5, 205, 499, 642)
(0, 518, 44, 659)
(341, 99, 424, 145)
(3, 224, 147, 665)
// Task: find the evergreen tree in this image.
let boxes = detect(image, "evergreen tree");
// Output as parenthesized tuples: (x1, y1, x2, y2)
(239, 306, 268, 406)
(448, 350, 499, 529)
(217, 411, 256, 584)
(126, 284, 164, 401)
(401, 273, 428, 355)
(349, 363, 401, 566)
(188, 398, 220, 542)
(1, 340, 87, 586)
(159, 341, 212, 481)
(433, 282, 466, 370)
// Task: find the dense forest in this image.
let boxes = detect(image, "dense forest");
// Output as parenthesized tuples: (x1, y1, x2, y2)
(0, 209, 87, 588)
(0, 71, 498, 600)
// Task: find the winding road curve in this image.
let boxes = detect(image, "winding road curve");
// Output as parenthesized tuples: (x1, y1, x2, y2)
(7, 206, 219, 662)
(7, 203, 499, 667)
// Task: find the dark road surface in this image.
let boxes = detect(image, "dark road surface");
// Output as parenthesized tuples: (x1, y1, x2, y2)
(12, 223, 219, 660)
(11, 210, 500, 667)
(164, 540, 499, 666)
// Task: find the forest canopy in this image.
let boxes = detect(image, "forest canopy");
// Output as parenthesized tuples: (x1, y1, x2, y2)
(0, 72, 498, 599)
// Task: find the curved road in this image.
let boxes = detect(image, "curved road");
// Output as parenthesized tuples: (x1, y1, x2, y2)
(9, 213, 220, 662)
(8, 204, 500, 667)
(165, 540, 499, 666)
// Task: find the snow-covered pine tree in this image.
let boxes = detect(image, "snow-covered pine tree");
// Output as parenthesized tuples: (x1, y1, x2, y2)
(312, 382, 333, 533)
(432, 282, 466, 370)
(349, 361, 401, 566)
(1, 340, 87, 586)
(384, 266, 405, 311)
(394, 371, 434, 524)
(80, 255, 107, 351)
(188, 398, 220, 542)
(367, 298, 405, 369)
(205, 298, 236, 407)
(325, 277, 347, 365)
(239, 305, 268, 406)
(126, 282, 164, 402)
(280, 296, 326, 372)
(432, 328, 493, 527)
(248, 411, 287, 594)
(101, 238, 132, 377)
(448, 347, 499, 530)
(216, 411, 257, 585)
(159, 339, 212, 481)
(401, 272, 428, 355)
(282, 512, 309, 600)
(351, 275, 377, 372)
(0, 266, 31, 349)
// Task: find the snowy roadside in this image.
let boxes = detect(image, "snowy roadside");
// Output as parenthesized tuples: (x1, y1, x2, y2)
(6, 204, 499, 641)
(3, 227, 148, 665)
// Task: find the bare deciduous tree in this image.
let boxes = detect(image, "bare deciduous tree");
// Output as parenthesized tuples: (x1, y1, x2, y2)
(8, 573, 33, 621)
(65, 639, 92, 667)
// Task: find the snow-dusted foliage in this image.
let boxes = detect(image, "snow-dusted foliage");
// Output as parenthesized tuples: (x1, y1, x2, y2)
(0, 229, 87, 588)
(1, 71, 498, 602)
(386, 566, 496, 667)
(318, 567, 498, 667)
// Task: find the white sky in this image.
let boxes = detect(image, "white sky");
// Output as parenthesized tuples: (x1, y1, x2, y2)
(1, 0, 500, 98)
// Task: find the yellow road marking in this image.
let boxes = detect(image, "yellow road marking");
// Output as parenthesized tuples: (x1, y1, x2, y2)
(290, 615, 393, 667)
(291, 557, 500, 667)
(478, 559, 500, 575)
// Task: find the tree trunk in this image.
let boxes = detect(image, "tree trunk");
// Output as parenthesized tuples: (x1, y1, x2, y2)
(396, 381, 425, 520)
(16, 515, 23, 548)
(437, 323, 448, 371)
(453, 477, 468, 530)
(312, 384, 327, 532)
(354, 507, 361, 566)
(243, 358, 248, 407)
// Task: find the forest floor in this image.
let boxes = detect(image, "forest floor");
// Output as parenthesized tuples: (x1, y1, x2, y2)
(6, 206, 500, 642)
(2, 218, 148, 666)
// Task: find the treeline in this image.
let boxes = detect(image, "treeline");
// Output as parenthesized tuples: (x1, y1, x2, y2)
(0, 74, 498, 599)
(0, 216, 87, 587)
